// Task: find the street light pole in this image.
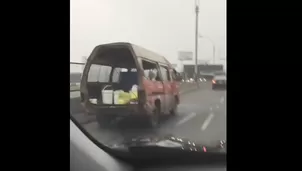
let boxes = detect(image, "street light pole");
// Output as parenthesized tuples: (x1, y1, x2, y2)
(195, 1, 199, 83)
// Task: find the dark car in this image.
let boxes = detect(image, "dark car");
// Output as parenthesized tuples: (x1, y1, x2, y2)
(212, 74, 226, 90)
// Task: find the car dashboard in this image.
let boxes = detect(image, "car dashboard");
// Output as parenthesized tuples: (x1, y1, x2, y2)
(70, 119, 226, 171)
(138, 166, 226, 171)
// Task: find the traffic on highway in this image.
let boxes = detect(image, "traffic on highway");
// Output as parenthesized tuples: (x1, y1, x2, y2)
(70, 0, 226, 170)
(70, 56, 226, 146)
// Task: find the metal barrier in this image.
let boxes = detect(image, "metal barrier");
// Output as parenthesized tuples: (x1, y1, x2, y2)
(70, 62, 85, 92)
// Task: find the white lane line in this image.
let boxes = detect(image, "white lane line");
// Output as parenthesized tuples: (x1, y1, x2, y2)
(201, 113, 214, 131)
(176, 112, 196, 126)
(216, 105, 219, 108)
(210, 107, 213, 111)
(220, 97, 224, 104)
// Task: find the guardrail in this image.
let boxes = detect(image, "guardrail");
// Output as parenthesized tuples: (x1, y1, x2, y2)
(70, 61, 84, 91)
(70, 83, 80, 92)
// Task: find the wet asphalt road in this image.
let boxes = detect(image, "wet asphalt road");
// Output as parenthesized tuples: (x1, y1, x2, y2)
(72, 83, 226, 146)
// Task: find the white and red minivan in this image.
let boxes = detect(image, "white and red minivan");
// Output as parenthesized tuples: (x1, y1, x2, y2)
(80, 42, 181, 128)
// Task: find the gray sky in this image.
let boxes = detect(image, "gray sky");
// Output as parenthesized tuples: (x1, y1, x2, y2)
(71, 0, 226, 71)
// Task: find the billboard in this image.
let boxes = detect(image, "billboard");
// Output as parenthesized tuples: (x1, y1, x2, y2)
(178, 51, 193, 61)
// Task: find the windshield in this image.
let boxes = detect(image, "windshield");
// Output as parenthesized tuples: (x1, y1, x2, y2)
(70, 0, 226, 156)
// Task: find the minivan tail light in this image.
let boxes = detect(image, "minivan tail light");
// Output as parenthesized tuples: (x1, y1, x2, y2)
(212, 80, 216, 84)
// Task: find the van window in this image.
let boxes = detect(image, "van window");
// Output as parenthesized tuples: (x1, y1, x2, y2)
(112, 67, 123, 83)
(160, 66, 170, 81)
(87, 64, 112, 82)
(171, 69, 176, 80)
(171, 69, 178, 80)
(142, 60, 161, 81)
(112, 67, 137, 83)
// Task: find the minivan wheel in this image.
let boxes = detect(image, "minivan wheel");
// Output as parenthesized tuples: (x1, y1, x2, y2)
(96, 114, 112, 128)
(170, 99, 178, 116)
(148, 107, 160, 128)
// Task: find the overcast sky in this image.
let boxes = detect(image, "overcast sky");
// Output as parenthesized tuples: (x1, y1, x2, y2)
(71, 0, 226, 71)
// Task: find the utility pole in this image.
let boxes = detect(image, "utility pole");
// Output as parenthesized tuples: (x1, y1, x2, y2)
(195, 0, 199, 84)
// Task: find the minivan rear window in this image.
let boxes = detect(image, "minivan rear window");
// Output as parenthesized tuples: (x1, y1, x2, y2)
(87, 64, 112, 82)
(111, 67, 137, 83)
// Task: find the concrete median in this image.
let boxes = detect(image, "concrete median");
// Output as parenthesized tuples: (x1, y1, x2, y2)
(70, 82, 207, 124)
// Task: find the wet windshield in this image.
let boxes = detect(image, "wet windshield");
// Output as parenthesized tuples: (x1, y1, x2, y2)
(70, 0, 226, 154)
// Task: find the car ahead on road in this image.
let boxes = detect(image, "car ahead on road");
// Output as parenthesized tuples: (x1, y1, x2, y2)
(212, 72, 226, 90)
(80, 42, 182, 128)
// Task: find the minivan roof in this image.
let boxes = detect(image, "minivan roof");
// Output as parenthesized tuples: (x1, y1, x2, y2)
(131, 44, 170, 65)
(94, 42, 171, 66)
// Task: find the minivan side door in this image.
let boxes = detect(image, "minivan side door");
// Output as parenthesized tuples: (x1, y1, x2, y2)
(159, 65, 173, 114)
(141, 59, 165, 112)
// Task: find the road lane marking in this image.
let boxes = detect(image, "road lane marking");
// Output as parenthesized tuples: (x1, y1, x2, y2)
(210, 107, 212, 111)
(201, 113, 214, 131)
(220, 97, 224, 104)
(176, 112, 196, 126)
(216, 105, 219, 108)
